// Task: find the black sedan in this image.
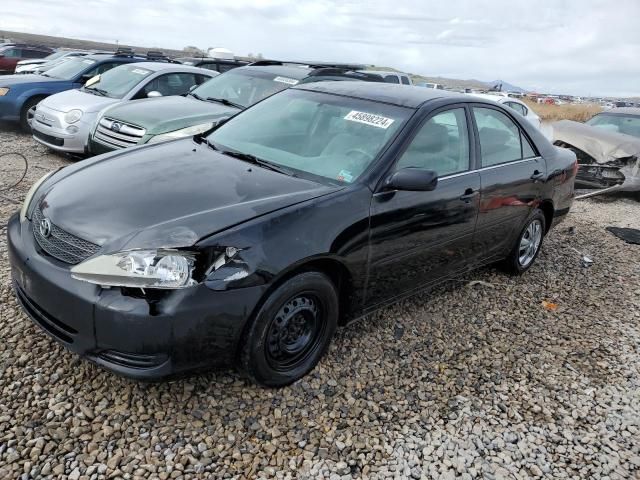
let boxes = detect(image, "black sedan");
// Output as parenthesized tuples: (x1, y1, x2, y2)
(8, 82, 577, 387)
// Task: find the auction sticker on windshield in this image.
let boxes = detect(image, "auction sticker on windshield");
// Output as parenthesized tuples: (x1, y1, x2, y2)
(273, 76, 299, 85)
(131, 68, 151, 75)
(344, 111, 395, 129)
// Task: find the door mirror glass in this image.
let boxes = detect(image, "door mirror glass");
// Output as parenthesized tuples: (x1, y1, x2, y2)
(384, 168, 438, 192)
(147, 90, 163, 98)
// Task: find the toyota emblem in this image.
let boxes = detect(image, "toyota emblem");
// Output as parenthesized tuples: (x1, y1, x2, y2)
(39, 218, 52, 238)
(111, 122, 122, 133)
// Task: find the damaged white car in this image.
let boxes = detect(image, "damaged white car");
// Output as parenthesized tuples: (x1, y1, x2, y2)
(553, 107, 640, 198)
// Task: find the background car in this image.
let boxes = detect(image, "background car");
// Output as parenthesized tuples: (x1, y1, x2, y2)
(9, 82, 576, 386)
(360, 69, 413, 85)
(0, 43, 54, 75)
(14, 50, 90, 74)
(0, 49, 162, 130)
(88, 61, 386, 154)
(31, 62, 215, 154)
(467, 92, 541, 129)
(175, 56, 249, 73)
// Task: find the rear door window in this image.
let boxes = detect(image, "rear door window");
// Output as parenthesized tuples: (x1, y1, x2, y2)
(400, 76, 410, 85)
(384, 75, 400, 84)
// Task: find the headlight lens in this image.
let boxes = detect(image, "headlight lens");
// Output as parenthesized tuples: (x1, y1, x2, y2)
(0, 87, 9, 96)
(20, 171, 56, 222)
(71, 249, 196, 289)
(64, 109, 83, 124)
(147, 123, 215, 144)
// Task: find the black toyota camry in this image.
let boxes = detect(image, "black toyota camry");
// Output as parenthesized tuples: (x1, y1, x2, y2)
(8, 82, 577, 387)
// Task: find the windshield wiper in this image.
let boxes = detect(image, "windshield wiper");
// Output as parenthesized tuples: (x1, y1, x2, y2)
(85, 87, 108, 97)
(189, 91, 204, 101)
(207, 144, 295, 177)
(205, 97, 245, 109)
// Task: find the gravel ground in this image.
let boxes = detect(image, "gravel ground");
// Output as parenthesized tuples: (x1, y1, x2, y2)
(1, 128, 639, 479)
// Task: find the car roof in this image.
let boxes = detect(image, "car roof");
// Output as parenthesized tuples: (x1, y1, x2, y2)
(124, 61, 213, 73)
(294, 81, 466, 108)
(603, 107, 640, 116)
(178, 57, 248, 64)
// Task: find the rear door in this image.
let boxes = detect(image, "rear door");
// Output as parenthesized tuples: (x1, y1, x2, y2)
(471, 105, 545, 259)
(366, 105, 480, 308)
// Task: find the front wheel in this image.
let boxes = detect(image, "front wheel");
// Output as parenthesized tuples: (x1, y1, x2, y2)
(501, 209, 546, 275)
(240, 271, 338, 387)
(20, 97, 42, 132)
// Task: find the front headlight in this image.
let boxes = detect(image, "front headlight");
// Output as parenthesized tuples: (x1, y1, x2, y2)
(20, 171, 56, 222)
(64, 109, 83, 124)
(147, 123, 215, 144)
(0, 87, 9, 96)
(71, 249, 196, 289)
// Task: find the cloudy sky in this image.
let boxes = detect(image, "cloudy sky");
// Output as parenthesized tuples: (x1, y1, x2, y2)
(3, 0, 639, 97)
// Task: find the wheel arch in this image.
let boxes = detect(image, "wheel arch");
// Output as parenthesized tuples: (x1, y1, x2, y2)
(538, 199, 554, 233)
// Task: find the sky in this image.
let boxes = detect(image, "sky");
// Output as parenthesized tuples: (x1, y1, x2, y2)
(2, 0, 639, 97)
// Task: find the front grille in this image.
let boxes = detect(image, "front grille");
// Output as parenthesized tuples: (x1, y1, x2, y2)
(93, 117, 146, 149)
(32, 207, 100, 264)
(33, 129, 64, 147)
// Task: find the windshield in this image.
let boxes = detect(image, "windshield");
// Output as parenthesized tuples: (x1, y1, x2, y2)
(192, 69, 301, 108)
(207, 89, 411, 184)
(586, 113, 640, 138)
(83, 64, 152, 99)
(45, 57, 97, 80)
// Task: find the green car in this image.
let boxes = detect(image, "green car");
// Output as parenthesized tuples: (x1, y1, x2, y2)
(88, 62, 383, 154)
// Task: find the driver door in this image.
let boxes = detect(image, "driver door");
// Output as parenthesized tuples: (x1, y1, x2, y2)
(365, 106, 481, 309)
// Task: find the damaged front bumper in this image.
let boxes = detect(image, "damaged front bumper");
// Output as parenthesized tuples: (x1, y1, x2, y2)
(553, 119, 640, 198)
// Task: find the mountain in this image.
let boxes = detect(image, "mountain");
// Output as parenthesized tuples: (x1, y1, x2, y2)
(485, 79, 527, 93)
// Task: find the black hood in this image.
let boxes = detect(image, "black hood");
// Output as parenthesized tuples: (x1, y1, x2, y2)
(38, 139, 339, 252)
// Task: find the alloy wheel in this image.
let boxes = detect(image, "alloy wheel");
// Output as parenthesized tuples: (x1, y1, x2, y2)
(518, 219, 543, 267)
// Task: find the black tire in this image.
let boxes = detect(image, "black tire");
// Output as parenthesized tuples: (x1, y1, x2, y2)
(501, 209, 546, 275)
(240, 271, 338, 387)
(20, 96, 43, 132)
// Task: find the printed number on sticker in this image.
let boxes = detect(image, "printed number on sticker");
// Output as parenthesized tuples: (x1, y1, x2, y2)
(344, 111, 394, 129)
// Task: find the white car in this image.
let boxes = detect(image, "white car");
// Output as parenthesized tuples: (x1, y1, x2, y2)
(467, 93, 541, 129)
(358, 70, 412, 86)
(31, 62, 216, 155)
(15, 50, 88, 74)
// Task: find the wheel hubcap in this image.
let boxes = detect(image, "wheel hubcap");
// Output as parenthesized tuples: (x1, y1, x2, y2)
(266, 295, 322, 371)
(518, 219, 542, 267)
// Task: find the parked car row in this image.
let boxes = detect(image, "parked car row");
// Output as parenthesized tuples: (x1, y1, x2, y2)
(7, 59, 578, 385)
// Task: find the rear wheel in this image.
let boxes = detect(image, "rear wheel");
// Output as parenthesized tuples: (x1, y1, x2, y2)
(501, 209, 546, 275)
(20, 97, 43, 132)
(240, 271, 338, 387)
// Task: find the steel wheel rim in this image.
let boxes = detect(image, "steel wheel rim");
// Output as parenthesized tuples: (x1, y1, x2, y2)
(265, 294, 325, 372)
(518, 219, 542, 267)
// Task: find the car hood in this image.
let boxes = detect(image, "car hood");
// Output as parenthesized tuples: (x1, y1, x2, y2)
(0, 74, 60, 88)
(38, 138, 339, 252)
(105, 96, 239, 135)
(17, 59, 46, 66)
(553, 120, 640, 164)
(40, 88, 118, 113)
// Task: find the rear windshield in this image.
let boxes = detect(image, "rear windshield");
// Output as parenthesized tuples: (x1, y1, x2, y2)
(191, 69, 304, 108)
(45, 57, 97, 80)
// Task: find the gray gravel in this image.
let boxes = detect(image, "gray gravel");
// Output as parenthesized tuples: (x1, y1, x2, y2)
(1, 128, 639, 479)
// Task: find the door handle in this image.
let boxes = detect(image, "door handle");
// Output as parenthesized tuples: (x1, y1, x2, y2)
(459, 188, 476, 203)
(530, 170, 544, 180)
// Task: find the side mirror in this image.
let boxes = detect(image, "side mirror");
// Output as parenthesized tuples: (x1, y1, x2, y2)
(383, 168, 438, 192)
(147, 90, 163, 98)
(80, 73, 96, 84)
